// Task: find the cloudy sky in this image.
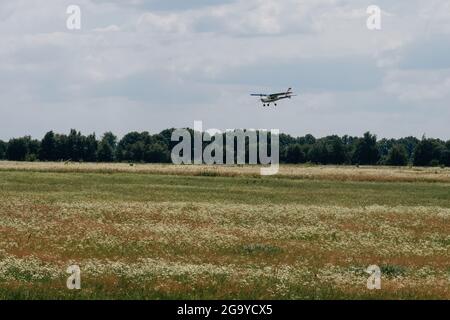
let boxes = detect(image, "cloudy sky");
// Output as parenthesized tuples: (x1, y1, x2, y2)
(0, 0, 449, 140)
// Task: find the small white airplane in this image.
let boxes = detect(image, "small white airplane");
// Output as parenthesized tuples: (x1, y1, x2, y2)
(251, 88, 297, 107)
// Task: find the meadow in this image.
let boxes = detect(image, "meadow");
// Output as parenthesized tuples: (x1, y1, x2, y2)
(0, 161, 449, 299)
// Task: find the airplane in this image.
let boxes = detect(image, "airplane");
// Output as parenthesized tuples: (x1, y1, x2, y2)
(251, 88, 297, 107)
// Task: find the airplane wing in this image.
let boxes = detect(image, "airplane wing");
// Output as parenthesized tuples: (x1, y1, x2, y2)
(251, 89, 294, 98)
(271, 88, 293, 97)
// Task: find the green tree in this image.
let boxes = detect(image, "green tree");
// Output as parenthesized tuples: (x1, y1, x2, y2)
(27, 138, 40, 161)
(324, 136, 347, 164)
(439, 141, 450, 166)
(97, 132, 117, 162)
(66, 129, 83, 161)
(307, 142, 328, 164)
(131, 141, 145, 162)
(396, 136, 419, 160)
(54, 133, 68, 160)
(299, 134, 316, 145)
(82, 133, 98, 162)
(116, 132, 141, 161)
(377, 138, 395, 160)
(97, 141, 114, 162)
(143, 143, 170, 163)
(386, 144, 408, 166)
(0, 140, 7, 160)
(285, 144, 306, 164)
(279, 133, 297, 163)
(102, 132, 117, 150)
(352, 132, 380, 165)
(39, 131, 57, 161)
(431, 140, 445, 166)
(440, 148, 450, 167)
(6, 138, 29, 161)
(156, 129, 175, 149)
(413, 137, 435, 166)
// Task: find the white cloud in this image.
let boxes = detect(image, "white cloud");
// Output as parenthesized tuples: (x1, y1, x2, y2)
(383, 69, 450, 102)
(137, 12, 189, 34)
(0, 0, 449, 139)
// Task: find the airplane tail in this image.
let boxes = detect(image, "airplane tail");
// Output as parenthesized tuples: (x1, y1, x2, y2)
(286, 87, 292, 94)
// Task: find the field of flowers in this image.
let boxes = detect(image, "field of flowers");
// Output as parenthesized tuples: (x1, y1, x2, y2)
(0, 162, 449, 299)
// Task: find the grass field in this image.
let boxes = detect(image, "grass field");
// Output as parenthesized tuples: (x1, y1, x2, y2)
(0, 161, 449, 299)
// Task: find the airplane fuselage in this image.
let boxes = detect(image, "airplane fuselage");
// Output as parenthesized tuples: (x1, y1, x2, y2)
(261, 95, 290, 103)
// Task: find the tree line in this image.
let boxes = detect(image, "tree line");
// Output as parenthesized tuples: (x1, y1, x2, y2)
(0, 129, 449, 167)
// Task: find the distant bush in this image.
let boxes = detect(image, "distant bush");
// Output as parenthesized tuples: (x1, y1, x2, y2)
(3, 129, 449, 167)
